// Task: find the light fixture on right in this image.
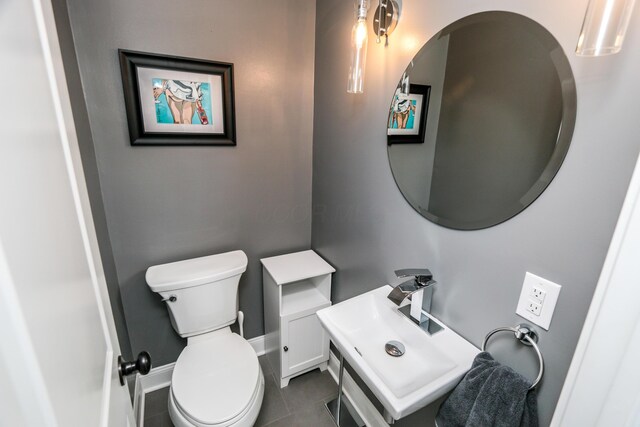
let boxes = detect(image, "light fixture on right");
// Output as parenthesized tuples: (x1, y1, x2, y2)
(576, 0, 637, 56)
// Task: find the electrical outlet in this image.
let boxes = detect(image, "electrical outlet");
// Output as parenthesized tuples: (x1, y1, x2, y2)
(530, 286, 546, 304)
(516, 272, 562, 330)
(526, 299, 542, 316)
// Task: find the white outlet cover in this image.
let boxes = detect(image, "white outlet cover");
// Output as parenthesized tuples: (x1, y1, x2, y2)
(516, 272, 562, 330)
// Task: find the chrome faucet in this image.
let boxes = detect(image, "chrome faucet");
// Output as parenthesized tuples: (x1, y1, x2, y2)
(387, 268, 443, 335)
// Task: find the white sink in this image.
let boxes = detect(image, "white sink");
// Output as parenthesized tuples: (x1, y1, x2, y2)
(317, 285, 479, 420)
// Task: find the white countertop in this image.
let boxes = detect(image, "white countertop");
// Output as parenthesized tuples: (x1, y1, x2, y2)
(260, 250, 335, 285)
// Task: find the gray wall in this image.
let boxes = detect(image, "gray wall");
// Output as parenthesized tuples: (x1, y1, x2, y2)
(312, 1, 640, 426)
(63, 0, 316, 365)
(51, 0, 132, 361)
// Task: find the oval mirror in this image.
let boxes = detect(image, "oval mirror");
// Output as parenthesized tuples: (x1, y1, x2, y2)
(387, 11, 576, 230)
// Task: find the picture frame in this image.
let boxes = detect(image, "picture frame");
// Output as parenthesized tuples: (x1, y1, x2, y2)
(118, 49, 236, 146)
(387, 84, 430, 145)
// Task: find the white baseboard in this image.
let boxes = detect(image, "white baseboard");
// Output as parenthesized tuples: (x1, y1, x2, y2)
(133, 361, 175, 427)
(327, 351, 389, 427)
(248, 334, 266, 356)
(133, 333, 266, 426)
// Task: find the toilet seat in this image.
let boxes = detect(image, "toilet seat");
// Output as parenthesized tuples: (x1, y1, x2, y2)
(169, 328, 264, 427)
(169, 378, 264, 427)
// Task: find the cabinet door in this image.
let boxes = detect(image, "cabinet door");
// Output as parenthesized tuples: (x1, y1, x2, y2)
(281, 304, 330, 378)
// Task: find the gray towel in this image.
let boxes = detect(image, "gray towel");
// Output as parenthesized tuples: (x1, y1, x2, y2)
(435, 351, 538, 427)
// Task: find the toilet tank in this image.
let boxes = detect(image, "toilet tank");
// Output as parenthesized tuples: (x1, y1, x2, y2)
(145, 250, 248, 338)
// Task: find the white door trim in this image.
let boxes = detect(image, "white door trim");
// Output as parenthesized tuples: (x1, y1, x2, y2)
(32, 3, 120, 426)
(552, 152, 640, 426)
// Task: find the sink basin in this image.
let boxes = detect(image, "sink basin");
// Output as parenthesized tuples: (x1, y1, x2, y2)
(317, 285, 479, 420)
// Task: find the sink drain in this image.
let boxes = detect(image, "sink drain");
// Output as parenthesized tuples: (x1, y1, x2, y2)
(385, 340, 405, 357)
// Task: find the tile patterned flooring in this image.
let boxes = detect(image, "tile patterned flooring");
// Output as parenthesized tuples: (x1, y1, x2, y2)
(144, 355, 338, 427)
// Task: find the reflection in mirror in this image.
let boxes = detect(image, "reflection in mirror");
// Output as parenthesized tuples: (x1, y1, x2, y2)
(387, 12, 576, 230)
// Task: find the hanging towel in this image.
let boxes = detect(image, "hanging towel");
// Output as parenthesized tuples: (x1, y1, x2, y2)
(435, 351, 538, 427)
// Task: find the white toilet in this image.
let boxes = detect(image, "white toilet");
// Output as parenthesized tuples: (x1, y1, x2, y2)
(146, 250, 264, 427)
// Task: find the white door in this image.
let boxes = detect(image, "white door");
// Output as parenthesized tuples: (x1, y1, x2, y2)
(0, 0, 135, 426)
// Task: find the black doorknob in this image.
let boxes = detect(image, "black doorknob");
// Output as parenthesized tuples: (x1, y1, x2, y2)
(283, 346, 289, 352)
(118, 351, 151, 385)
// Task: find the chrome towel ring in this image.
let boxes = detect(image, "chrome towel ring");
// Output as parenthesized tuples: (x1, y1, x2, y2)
(482, 323, 544, 390)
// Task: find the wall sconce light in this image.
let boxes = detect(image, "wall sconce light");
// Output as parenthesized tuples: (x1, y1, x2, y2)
(347, 0, 400, 94)
(576, 0, 637, 56)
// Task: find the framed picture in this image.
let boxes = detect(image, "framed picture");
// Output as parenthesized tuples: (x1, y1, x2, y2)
(387, 84, 430, 145)
(119, 49, 236, 146)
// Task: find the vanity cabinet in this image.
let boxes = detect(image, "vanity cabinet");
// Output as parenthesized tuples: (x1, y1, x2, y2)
(262, 250, 334, 388)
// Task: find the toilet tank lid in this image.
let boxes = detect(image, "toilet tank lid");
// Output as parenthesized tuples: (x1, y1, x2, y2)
(146, 250, 248, 292)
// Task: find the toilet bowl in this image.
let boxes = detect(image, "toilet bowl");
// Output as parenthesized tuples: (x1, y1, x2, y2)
(146, 250, 264, 427)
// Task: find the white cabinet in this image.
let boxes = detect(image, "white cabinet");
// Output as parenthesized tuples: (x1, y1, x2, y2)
(262, 250, 335, 387)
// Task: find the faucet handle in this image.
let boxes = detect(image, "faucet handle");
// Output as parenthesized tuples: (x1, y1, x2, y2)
(395, 268, 433, 283)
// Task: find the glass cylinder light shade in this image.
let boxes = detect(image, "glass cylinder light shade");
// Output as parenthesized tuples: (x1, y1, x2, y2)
(576, 0, 637, 56)
(347, 1, 369, 93)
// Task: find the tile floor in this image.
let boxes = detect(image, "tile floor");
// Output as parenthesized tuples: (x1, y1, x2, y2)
(144, 355, 338, 427)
